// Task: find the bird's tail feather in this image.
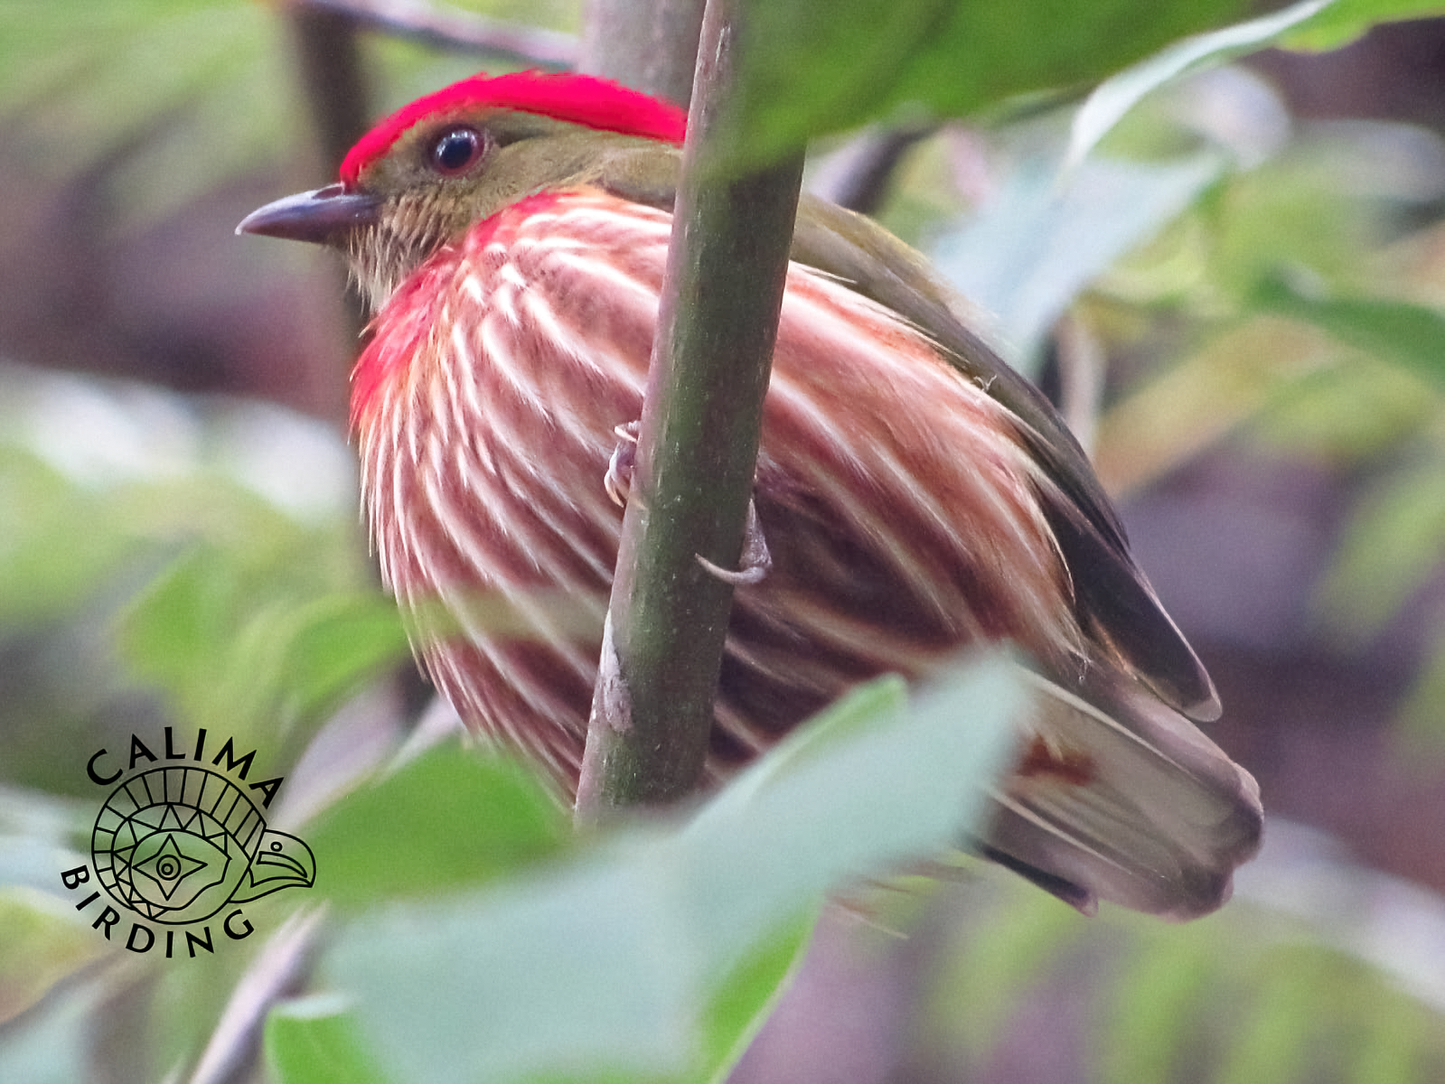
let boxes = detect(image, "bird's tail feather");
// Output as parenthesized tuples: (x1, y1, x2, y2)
(979, 667, 1262, 919)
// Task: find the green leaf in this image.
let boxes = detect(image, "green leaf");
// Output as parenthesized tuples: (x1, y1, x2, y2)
(332, 853, 702, 1083)
(928, 876, 1085, 1058)
(697, 674, 908, 804)
(326, 657, 1024, 1083)
(1097, 920, 1222, 1083)
(117, 540, 405, 744)
(0, 449, 141, 626)
(675, 663, 1020, 967)
(1215, 945, 1330, 1084)
(1067, 0, 1332, 169)
(304, 746, 570, 907)
(118, 546, 240, 717)
(276, 595, 411, 718)
(1281, 0, 1445, 51)
(732, 0, 1249, 165)
(932, 153, 1221, 368)
(1315, 457, 1445, 639)
(225, 592, 412, 730)
(0, 961, 101, 1084)
(0, 887, 114, 1025)
(265, 994, 395, 1084)
(695, 910, 815, 1084)
(1251, 272, 1445, 391)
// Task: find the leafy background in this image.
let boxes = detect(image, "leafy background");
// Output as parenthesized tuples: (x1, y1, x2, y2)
(4, 0, 1445, 1081)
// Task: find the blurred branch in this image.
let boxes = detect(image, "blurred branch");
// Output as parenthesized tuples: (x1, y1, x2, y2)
(187, 908, 325, 1084)
(808, 123, 934, 216)
(1055, 311, 1103, 457)
(283, 0, 578, 68)
(286, 2, 370, 175)
(285, 1, 372, 358)
(580, 0, 706, 107)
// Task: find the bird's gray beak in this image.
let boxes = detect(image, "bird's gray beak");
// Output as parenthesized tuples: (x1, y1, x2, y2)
(236, 183, 380, 245)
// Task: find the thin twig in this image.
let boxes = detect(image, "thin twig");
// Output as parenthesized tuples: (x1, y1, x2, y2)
(283, 0, 579, 69)
(284, 2, 371, 401)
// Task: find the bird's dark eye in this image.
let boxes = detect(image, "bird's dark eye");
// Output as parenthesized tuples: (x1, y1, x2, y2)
(429, 126, 486, 176)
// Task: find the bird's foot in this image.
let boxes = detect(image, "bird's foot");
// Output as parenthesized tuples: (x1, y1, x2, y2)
(604, 421, 640, 507)
(607, 418, 770, 585)
(696, 498, 772, 586)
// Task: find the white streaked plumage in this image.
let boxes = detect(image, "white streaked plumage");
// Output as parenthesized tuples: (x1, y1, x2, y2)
(346, 187, 1258, 917)
(358, 190, 1076, 764)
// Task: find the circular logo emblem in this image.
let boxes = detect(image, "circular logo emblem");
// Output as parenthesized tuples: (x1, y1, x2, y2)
(91, 765, 314, 924)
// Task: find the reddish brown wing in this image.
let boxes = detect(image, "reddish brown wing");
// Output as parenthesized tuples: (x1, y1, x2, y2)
(787, 197, 1221, 721)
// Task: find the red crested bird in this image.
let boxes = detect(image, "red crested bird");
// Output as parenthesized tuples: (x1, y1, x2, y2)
(240, 70, 1260, 918)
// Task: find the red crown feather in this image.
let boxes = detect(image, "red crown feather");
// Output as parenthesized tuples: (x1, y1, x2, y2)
(340, 70, 689, 188)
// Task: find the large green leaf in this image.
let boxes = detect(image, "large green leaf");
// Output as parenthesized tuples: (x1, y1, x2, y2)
(1315, 457, 1445, 639)
(729, 0, 1445, 169)
(695, 910, 816, 1084)
(1251, 273, 1445, 391)
(304, 746, 570, 907)
(932, 153, 1221, 370)
(1282, 0, 1445, 50)
(118, 544, 409, 744)
(1066, 0, 1332, 169)
(730, 0, 1248, 165)
(266, 994, 395, 1084)
(322, 657, 1024, 1083)
(0, 887, 114, 1026)
(0, 449, 143, 627)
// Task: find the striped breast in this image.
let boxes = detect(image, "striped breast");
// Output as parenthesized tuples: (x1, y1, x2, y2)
(353, 190, 1080, 789)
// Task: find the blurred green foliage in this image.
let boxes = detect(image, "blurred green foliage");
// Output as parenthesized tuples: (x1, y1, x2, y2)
(2, 1, 1445, 1083)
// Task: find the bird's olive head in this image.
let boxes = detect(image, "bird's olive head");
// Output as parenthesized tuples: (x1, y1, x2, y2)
(238, 72, 687, 311)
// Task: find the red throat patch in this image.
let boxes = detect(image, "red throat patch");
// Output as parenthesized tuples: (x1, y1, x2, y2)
(340, 70, 689, 188)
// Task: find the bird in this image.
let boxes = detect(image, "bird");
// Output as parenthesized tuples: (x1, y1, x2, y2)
(239, 69, 1261, 918)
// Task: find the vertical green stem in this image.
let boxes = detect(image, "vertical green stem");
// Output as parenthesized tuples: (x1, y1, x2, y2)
(575, 0, 806, 817)
(286, 3, 371, 418)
